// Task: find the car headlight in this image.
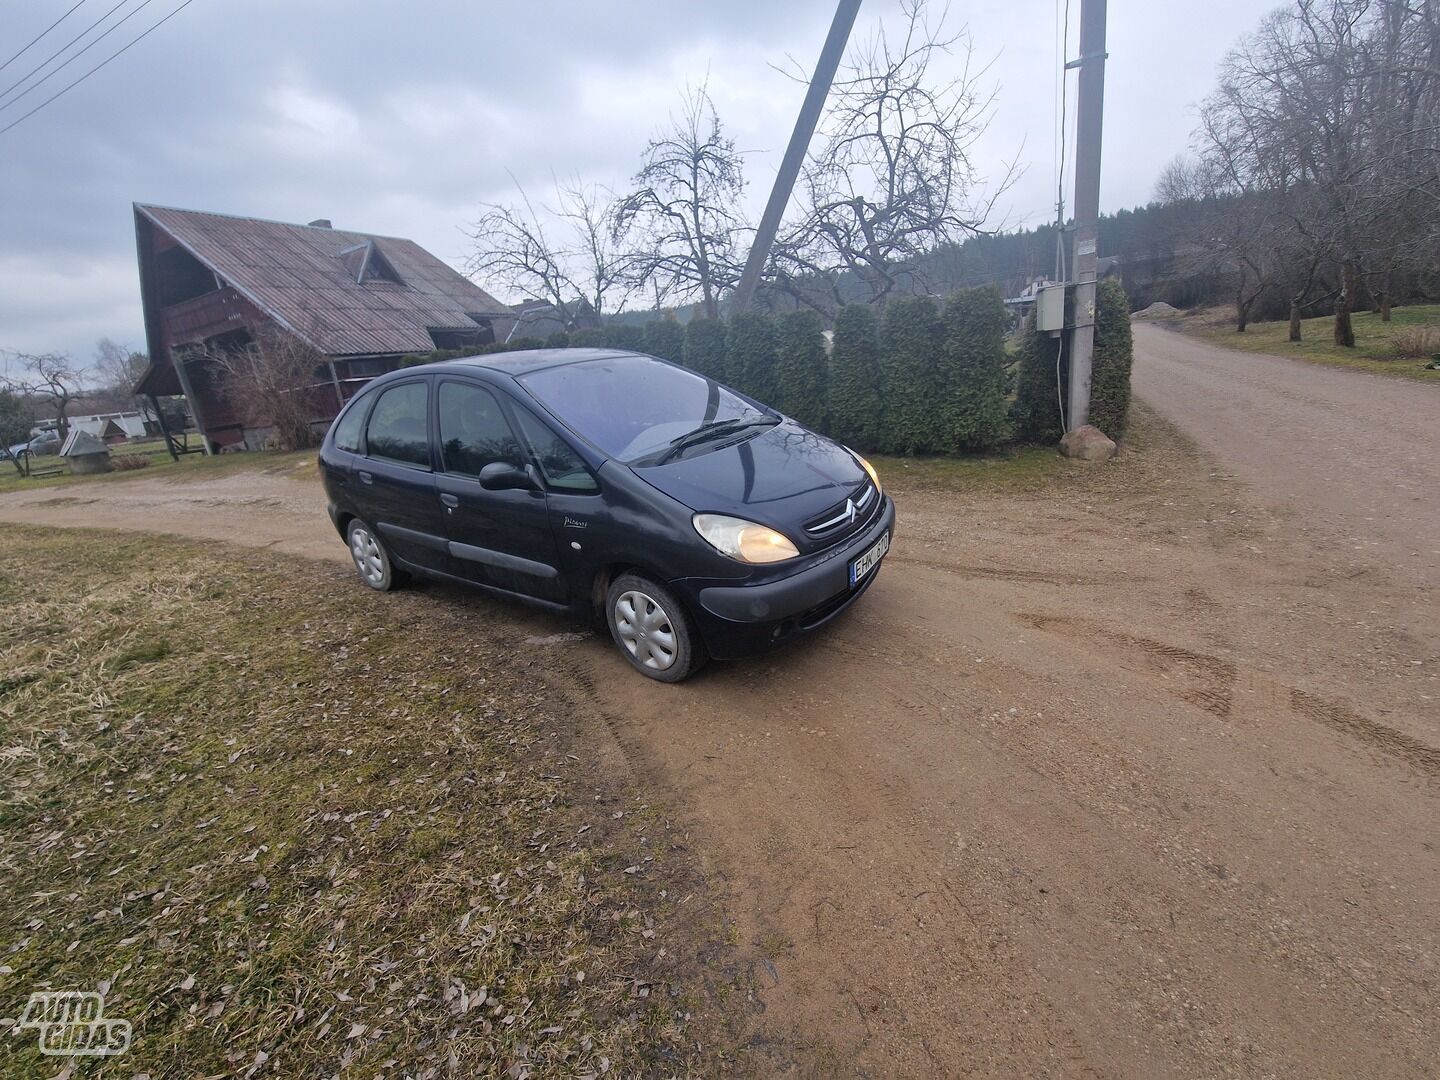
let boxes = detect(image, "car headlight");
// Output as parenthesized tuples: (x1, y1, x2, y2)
(849, 449, 881, 494)
(693, 514, 800, 564)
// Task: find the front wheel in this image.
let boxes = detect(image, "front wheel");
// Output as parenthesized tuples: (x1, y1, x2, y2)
(606, 573, 706, 682)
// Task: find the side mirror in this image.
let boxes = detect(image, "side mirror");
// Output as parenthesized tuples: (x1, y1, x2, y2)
(478, 461, 539, 491)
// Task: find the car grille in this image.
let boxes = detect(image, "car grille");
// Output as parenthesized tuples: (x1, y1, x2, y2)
(803, 480, 878, 547)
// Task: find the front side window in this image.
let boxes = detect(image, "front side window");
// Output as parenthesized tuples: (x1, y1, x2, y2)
(365, 382, 430, 467)
(519, 354, 772, 463)
(514, 407, 598, 493)
(437, 381, 523, 477)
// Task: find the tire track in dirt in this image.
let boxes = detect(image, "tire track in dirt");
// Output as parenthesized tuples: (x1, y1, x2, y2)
(1019, 612, 1440, 778)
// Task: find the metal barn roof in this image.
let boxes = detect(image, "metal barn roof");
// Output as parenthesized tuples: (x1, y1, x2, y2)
(134, 204, 511, 357)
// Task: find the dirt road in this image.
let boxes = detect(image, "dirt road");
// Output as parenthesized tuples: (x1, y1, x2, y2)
(2, 390, 1436, 1077)
(1132, 321, 1440, 590)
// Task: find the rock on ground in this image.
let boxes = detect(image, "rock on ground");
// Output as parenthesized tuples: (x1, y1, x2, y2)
(1059, 424, 1117, 462)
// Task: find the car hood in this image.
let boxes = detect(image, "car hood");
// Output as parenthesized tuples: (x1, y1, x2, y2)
(632, 420, 866, 534)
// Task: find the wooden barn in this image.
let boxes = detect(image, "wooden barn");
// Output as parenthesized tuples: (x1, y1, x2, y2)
(131, 204, 513, 452)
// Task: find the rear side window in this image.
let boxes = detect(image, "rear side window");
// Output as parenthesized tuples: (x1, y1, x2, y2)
(365, 382, 430, 468)
(437, 381, 524, 477)
(514, 408, 598, 493)
(331, 396, 367, 452)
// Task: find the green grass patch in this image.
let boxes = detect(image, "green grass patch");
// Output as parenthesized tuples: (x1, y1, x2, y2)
(0, 526, 744, 1076)
(0, 448, 318, 496)
(1168, 303, 1440, 381)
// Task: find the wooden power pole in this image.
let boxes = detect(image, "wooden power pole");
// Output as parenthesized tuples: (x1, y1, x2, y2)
(730, 0, 863, 314)
(1065, 0, 1108, 430)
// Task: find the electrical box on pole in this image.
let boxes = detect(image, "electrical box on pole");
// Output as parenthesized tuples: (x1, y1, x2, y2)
(1064, 0, 1107, 430)
(1036, 284, 1066, 333)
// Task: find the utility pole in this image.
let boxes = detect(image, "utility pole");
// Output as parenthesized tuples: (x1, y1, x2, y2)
(1065, 0, 1107, 430)
(730, 0, 862, 314)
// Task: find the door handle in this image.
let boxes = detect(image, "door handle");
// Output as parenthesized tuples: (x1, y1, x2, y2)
(357, 470, 373, 485)
(439, 493, 459, 508)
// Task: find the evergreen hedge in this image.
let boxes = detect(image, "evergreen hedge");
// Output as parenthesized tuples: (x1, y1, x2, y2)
(1010, 314, 1065, 442)
(544, 330, 570, 349)
(607, 323, 646, 352)
(939, 286, 1010, 452)
(878, 296, 945, 453)
(827, 304, 884, 450)
(726, 312, 779, 405)
(683, 318, 728, 381)
(1089, 278, 1133, 438)
(774, 310, 828, 429)
(642, 319, 685, 362)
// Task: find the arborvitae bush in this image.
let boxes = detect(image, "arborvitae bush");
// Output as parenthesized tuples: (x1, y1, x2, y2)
(726, 312, 779, 404)
(568, 328, 607, 348)
(501, 336, 544, 352)
(878, 295, 945, 453)
(1010, 313, 1065, 442)
(642, 319, 685, 362)
(774, 310, 828, 429)
(828, 304, 884, 450)
(939, 286, 1011, 451)
(544, 330, 570, 349)
(1089, 279, 1133, 438)
(683, 318, 728, 381)
(604, 324, 646, 352)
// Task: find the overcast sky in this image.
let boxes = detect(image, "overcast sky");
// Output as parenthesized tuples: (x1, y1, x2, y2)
(0, 0, 1271, 367)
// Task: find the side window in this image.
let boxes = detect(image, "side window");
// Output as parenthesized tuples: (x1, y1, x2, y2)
(437, 381, 524, 477)
(331, 394, 368, 452)
(514, 407, 599, 493)
(365, 382, 430, 468)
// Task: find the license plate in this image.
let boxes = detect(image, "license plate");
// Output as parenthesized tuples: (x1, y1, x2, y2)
(849, 530, 890, 586)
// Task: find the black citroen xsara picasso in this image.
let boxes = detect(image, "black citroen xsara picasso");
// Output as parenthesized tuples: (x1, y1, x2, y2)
(319, 348, 895, 681)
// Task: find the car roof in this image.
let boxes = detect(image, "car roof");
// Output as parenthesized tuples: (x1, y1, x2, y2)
(430, 347, 648, 378)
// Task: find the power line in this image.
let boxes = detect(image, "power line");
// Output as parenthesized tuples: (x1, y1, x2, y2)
(0, 0, 89, 75)
(0, 0, 133, 107)
(1, 0, 164, 114)
(0, 0, 201, 138)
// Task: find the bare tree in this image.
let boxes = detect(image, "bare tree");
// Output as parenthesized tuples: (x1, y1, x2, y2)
(467, 179, 634, 327)
(1199, 0, 1440, 346)
(90, 338, 151, 412)
(770, 0, 1017, 312)
(615, 84, 749, 320)
(0, 351, 84, 437)
(209, 327, 325, 451)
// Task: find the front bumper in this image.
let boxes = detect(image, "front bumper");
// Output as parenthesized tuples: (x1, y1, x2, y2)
(674, 495, 895, 659)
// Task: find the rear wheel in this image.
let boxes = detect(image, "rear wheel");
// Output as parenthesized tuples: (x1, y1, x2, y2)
(347, 519, 400, 591)
(606, 573, 705, 682)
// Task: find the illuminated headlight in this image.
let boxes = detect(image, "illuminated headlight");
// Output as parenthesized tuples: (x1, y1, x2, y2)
(849, 448, 881, 494)
(693, 514, 800, 564)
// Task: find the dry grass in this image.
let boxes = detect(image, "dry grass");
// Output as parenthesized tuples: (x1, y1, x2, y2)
(108, 453, 152, 472)
(1164, 303, 1440, 381)
(0, 527, 752, 1077)
(1388, 325, 1440, 359)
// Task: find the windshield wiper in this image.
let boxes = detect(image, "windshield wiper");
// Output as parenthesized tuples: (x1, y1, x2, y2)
(653, 416, 774, 465)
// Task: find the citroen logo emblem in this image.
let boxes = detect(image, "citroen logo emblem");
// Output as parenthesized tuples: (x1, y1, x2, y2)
(845, 498, 856, 524)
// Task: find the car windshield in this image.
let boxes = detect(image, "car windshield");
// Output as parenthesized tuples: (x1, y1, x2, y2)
(519, 354, 773, 463)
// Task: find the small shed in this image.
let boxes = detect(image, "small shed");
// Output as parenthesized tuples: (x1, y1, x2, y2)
(60, 429, 113, 474)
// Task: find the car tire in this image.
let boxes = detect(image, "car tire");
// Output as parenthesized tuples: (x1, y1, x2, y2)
(606, 573, 706, 682)
(347, 519, 402, 592)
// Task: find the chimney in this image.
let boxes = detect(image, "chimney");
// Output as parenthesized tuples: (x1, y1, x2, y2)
(308, 218, 332, 229)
